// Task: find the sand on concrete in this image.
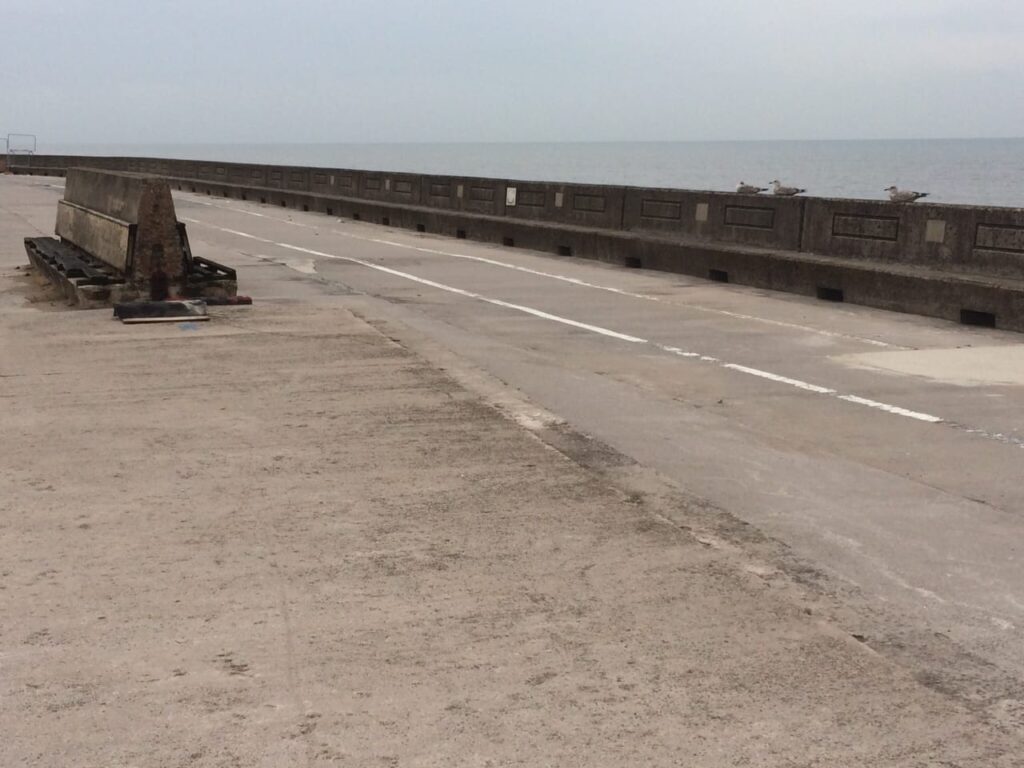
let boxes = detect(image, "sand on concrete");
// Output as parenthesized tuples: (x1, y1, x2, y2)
(1, 175, 1022, 766)
(837, 345, 1024, 387)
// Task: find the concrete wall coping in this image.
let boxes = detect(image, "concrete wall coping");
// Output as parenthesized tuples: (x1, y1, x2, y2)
(3, 153, 1020, 213)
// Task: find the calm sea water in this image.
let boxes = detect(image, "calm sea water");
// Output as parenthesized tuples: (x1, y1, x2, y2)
(41, 139, 1024, 208)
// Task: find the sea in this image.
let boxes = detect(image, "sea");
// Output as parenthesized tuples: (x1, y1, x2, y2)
(38, 139, 1024, 208)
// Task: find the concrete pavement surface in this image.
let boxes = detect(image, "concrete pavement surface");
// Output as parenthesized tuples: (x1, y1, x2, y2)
(2, 175, 1023, 765)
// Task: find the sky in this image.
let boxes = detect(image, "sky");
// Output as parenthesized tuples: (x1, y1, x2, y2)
(2, 0, 1023, 145)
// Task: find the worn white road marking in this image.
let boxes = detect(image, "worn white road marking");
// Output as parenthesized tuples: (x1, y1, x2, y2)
(183, 216, 960, 434)
(369, 239, 898, 348)
(721, 364, 838, 395)
(220, 226, 263, 240)
(945, 424, 1024, 448)
(276, 242, 650, 343)
(182, 195, 897, 349)
(835, 395, 943, 423)
(182, 218, 644, 343)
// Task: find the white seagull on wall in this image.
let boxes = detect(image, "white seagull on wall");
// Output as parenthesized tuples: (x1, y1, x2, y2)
(769, 180, 806, 196)
(736, 181, 767, 194)
(885, 186, 929, 203)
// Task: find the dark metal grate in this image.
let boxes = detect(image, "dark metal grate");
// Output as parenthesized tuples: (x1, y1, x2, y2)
(960, 309, 996, 328)
(816, 286, 845, 302)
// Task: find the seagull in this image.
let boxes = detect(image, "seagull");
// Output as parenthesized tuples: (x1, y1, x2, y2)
(885, 186, 929, 203)
(769, 180, 806, 196)
(736, 181, 767, 194)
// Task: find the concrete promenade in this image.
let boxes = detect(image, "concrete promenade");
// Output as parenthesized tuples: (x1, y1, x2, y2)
(2, 174, 1023, 765)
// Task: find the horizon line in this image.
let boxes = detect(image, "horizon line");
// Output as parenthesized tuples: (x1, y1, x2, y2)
(31, 136, 1024, 147)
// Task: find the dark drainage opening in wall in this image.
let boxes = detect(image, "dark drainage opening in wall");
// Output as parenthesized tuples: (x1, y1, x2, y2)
(816, 286, 845, 302)
(190, 186, 196, 192)
(205, 189, 211, 195)
(709, 269, 729, 283)
(417, 224, 426, 233)
(503, 237, 515, 247)
(302, 204, 309, 212)
(557, 245, 573, 256)
(624, 257, 643, 269)
(961, 309, 996, 328)
(223, 190, 229, 198)
(241, 193, 247, 201)
(382, 216, 391, 226)
(326, 207, 334, 216)
(280, 201, 287, 207)
(456, 229, 467, 239)
(353, 212, 361, 221)
(260, 197, 267, 204)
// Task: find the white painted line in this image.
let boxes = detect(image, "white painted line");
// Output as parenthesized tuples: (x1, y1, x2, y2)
(222, 226, 266, 240)
(272, 242, 649, 344)
(661, 346, 702, 359)
(350, 235, 898, 348)
(721, 363, 837, 395)
(836, 395, 943, 423)
(182, 194, 897, 349)
(181, 218, 267, 242)
(949, 425, 1024, 447)
(184, 214, 645, 342)
(185, 216, 950, 430)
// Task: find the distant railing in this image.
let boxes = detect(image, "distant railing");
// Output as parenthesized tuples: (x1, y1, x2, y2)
(5, 133, 37, 168)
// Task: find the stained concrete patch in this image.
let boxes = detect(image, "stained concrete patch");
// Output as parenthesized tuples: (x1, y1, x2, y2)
(836, 345, 1024, 387)
(0, 265, 74, 310)
(270, 255, 318, 275)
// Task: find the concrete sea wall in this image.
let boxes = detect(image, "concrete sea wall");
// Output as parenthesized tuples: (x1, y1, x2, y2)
(6, 153, 1024, 330)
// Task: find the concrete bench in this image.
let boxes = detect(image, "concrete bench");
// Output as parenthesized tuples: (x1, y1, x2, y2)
(24, 168, 236, 307)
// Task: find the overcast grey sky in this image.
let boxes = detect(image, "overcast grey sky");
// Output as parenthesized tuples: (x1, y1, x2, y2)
(3, 0, 1023, 144)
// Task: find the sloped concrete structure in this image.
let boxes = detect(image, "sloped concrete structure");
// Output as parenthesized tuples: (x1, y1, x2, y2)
(23, 168, 236, 306)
